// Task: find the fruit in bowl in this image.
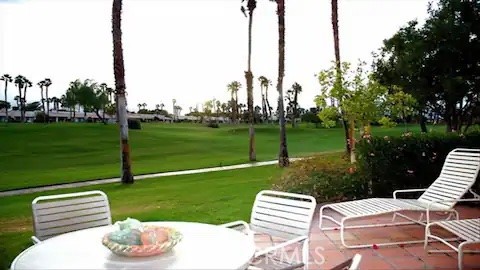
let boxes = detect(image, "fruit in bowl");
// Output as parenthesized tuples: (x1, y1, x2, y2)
(102, 218, 182, 257)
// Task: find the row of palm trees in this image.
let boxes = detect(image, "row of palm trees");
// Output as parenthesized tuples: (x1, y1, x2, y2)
(110, 0, 343, 183)
(1, 74, 54, 123)
(227, 76, 274, 125)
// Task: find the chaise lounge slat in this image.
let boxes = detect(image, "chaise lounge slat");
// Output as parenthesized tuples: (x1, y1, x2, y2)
(425, 218, 480, 270)
(319, 148, 480, 249)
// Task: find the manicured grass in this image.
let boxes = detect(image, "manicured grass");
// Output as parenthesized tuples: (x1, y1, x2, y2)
(0, 165, 283, 269)
(0, 122, 443, 191)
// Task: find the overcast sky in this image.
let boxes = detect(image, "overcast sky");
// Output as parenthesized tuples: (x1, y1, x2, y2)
(0, 0, 434, 113)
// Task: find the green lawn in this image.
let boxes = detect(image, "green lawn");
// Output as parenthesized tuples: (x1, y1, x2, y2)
(0, 165, 282, 270)
(0, 122, 443, 191)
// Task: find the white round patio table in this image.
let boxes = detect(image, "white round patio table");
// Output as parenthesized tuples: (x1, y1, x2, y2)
(11, 221, 256, 270)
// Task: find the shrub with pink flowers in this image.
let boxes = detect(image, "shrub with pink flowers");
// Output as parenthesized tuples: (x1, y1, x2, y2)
(273, 153, 368, 203)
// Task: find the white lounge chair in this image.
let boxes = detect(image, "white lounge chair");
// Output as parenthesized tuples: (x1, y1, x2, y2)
(31, 190, 112, 243)
(319, 148, 480, 248)
(425, 217, 480, 270)
(220, 190, 317, 270)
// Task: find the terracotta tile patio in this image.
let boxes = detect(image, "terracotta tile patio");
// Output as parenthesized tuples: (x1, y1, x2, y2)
(256, 204, 480, 269)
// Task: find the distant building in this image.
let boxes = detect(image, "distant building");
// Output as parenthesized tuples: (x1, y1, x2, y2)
(0, 109, 174, 123)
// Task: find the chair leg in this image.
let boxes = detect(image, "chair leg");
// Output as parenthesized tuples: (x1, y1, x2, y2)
(318, 205, 327, 229)
(391, 212, 398, 222)
(424, 223, 432, 249)
(458, 242, 468, 270)
(302, 239, 309, 270)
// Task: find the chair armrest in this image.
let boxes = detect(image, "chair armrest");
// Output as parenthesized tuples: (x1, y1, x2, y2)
(426, 198, 480, 222)
(219, 220, 254, 242)
(219, 220, 250, 231)
(393, 188, 427, 199)
(427, 198, 480, 209)
(254, 235, 307, 258)
(31, 236, 41, 244)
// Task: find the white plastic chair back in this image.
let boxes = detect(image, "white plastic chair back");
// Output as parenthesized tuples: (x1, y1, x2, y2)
(348, 254, 362, 270)
(418, 148, 480, 209)
(250, 190, 317, 240)
(32, 190, 112, 241)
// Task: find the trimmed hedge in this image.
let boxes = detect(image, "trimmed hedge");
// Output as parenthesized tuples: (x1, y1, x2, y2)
(274, 132, 480, 203)
(128, 119, 142, 130)
(273, 154, 367, 203)
(356, 132, 480, 197)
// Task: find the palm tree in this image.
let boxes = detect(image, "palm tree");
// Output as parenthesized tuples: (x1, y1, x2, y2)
(14, 75, 25, 121)
(241, 0, 257, 161)
(155, 104, 160, 113)
(142, 103, 147, 110)
(227, 81, 242, 124)
(37, 80, 46, 113)
(331, 0, 350, 156)
(258, 76, 269, 122)
(272, 0, 289, 167)
(51, 97, 59, 111)
(44, 78, 52, 120)
(23, 79, 32, 122)
(1, 74, 13, 122)
(112, 0, 134, 184)
(160, 103, 165, 111)
(172, 99, 176, 121)
(105, 86, 114, 103)
(14, 95, 20, 108)
(290, 82, 302, 128)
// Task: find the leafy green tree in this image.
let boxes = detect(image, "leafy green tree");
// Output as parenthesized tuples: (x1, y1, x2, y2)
(0, 100, 11, 110)
(63, 81, 80, 119)
(373, 0, 480, 133)
(384, 90, 417, 132)
(1, 74, 13, 122)
(24, 101, 42, 111)
(316, 61, 387, 162)
(301, 110, 321, 128)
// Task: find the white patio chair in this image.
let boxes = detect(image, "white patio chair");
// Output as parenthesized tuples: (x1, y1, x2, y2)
(31, 190, 112, 244)
(319, 148, 480, 248)
(220, 190, 317, 270)
(329, 254, 362, 270)
(425, 217, 480, 270)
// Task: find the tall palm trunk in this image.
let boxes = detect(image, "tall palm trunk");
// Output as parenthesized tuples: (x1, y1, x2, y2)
(40, 87, 45, 113)
(22, 85, 28, 122)
(292, 89, 298, 128)
(276, 0, 289, 167)
(45, 87, 50, 121)
(265, 84, 272, 123)
(261, 93, 267, 122)
(331, 0, 351, 156)
(112, 0, 134, 184)
(17, 86, 22, 121)
(245, 4, 256, 162)
(3, 81, 8, 122)
(235, 91, 239, 123)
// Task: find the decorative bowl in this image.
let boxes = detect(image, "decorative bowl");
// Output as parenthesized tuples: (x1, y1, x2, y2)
(102, 225, 183, 257)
